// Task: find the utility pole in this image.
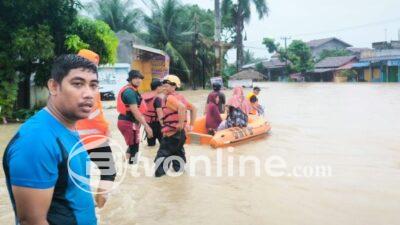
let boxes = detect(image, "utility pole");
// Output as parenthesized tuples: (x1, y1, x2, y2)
(281, 36, 291, 77)
(191, 14, 199, 89)
(214, 0, 222, 77)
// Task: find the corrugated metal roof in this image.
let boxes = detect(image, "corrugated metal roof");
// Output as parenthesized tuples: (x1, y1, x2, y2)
(132, 44, 167, 56)
(315, 56, 357, 68)
(306, 37, 352, 48)
(230, 69, 265, 80)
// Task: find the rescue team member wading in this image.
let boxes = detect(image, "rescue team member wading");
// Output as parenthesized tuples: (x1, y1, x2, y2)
(75, 49, 116, 208)
(141, 79, 165, 146)
(3, 55, 98, 225)
(154, 75, 197, 177)
(117, 70, 153, 164)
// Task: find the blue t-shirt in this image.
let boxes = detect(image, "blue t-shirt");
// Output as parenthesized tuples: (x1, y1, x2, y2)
(3, 109, 97, 225)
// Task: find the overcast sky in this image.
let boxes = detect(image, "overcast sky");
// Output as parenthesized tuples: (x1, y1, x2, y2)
(172, 0, 400, 62)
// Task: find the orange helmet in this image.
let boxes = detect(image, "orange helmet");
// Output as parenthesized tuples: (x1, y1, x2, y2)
(78, 49, 100, 66)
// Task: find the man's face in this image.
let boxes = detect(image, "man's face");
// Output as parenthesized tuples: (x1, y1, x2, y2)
(254, 89, 260, 95)
(51, 68, 98, 120)
(130, 77, 143, 87)
(163, 82, 176, 93)
(156, 85, 165, 94)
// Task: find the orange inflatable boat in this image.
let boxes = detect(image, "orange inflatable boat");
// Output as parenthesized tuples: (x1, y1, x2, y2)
(187, 115, 271, 148)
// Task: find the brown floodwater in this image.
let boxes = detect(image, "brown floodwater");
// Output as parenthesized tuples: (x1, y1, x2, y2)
(1, 83, 400, 225)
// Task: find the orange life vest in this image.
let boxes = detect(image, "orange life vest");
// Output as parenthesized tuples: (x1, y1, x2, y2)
(116, 84, 144, 116)
(141, 91, 160, 123)
(161, 92, 187, 134)
(76, 93, 109, 149)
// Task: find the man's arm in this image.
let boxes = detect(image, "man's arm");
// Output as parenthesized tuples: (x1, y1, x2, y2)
(12, 186, 53, 225)
(188, 104, 197, 128)
(156, 108, 164, 126)
(129, 104, 153, 138)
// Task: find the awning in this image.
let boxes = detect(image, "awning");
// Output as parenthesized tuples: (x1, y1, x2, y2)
(352, 62, 370, 68)
(313, 68, 335, 73)
(132, 44, 167, 56)
(387, 59, 400, 66)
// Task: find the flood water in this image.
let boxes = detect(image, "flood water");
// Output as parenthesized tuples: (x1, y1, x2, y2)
(1, 83, 400, 225)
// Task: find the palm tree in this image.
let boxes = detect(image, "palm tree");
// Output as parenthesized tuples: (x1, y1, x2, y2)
(143, 0, 191, 83)
(87, 0, 143, 33)
(222, 0, 268, 71)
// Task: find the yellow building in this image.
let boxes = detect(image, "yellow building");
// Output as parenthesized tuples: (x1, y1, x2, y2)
(131, 44, 170, 93)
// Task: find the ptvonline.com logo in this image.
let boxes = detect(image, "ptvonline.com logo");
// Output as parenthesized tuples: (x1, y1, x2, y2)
(68, 135, 128, 195)
(68, 138, 333, 194)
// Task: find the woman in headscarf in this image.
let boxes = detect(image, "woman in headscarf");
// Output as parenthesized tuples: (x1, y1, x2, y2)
(206, 92, 223, 135)
(225, 86, 251, 128)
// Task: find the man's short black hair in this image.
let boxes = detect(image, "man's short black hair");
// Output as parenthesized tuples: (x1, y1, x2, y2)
(151, 79, 162, 91)
(253, 86, 261, 92)
(212, 82, 221, 91)
(250, 95, 258, 103)
(127, 70, 144, 81)
(51, 54, 98, 84)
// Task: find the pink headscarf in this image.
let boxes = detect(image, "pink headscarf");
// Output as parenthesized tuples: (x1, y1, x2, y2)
(227, 86, 251, 114)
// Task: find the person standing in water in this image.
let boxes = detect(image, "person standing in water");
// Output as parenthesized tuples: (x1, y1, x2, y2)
(3, 54, 98, 224)
(141, 79, 165, 146)
(75, 49, 116, 208)
(116, 70, 153, 164)
(154, 75, 197, 177)
(205, 92, 223, 135)
(205, 82, 226, 114)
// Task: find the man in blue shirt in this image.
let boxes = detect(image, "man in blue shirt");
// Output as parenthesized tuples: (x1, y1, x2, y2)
(3, 54, 99, 225)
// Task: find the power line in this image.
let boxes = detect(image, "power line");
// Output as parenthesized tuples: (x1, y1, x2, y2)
(290, 17, 400, 37)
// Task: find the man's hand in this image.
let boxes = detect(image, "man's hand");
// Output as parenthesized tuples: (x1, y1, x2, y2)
(144, 125, 153, 138)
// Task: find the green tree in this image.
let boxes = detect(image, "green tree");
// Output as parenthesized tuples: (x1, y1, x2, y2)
(87, 0, 143, 33)
(287, 40, 314, 73)
(65, 17, 119, 64)
(243, 50, 257, 65)
(222, 0, 269, 71)
(144, 0, 190, 82)
(0, 0, 80, 115)
(318, 49, 352, 62)
(144, 0, 215, 88)
(0, 1, 119, 121)
(262, 38, 314, 74)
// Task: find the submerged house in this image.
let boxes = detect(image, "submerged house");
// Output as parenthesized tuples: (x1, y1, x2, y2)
(306, 37, 352, 60)
(352, 49, 400, 82)
(242, 56, 287, 81)
(228, 69, 265, 88)
(308, 56, 358, 82)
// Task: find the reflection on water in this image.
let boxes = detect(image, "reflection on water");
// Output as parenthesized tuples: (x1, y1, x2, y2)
(1, 83, 400, 225)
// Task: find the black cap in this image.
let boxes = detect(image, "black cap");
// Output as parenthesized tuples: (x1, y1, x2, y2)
(127, 70, 144, 81)
(151, 79, 162, 90)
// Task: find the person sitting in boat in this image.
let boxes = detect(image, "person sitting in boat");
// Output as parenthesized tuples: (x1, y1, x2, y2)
(249, 95, 264, 116)
(247, 86, 264, 116)
(218, 87, 251, 130)
(206, 92, 223, 135)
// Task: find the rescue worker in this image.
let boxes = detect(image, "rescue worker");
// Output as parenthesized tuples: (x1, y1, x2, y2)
(76, 49, 116, 208)
(117, 70, 153, 164)
(154, 75, 197, 177)
(141, 79, 164, 146)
